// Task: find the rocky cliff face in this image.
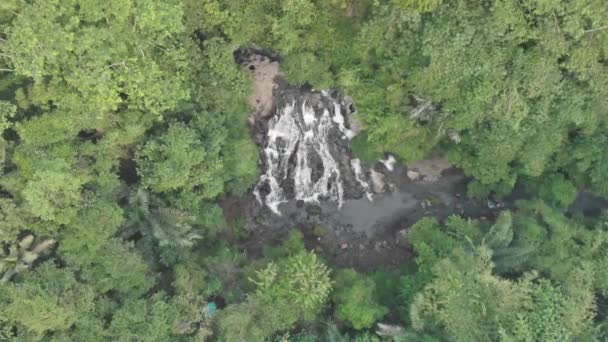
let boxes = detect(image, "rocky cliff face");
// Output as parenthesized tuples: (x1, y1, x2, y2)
(253, 88, 373, 215)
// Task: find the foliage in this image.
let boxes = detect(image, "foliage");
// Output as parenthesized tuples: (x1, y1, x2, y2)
(0, 100, 15, 169)
(351, 133, 385, 165)
(218, 250, 332, 341)
(0, 0, 259, 340)
(57, 198, 125, 257)
(123, 188, 203, 249)
(410, 248, 596, 341)
(71, 239, 157, 299)
(0, 262, 96, 338)
(252, 251, 332, 319)
(0, 198, 30, 243)
(5, 0, 189, 123)
(396, 0, 442, 12)
(108, 293, 181, 342)
(334, 0, 608, 196)
(283, 229, 306, 255)
(528, 173, 578, 208)
(332, 268, 388, 329)
(22, 170, 86, 224)
(216, 294, 291, 342)
(402, 201, 605, 340)
(137, 123, 223, 196)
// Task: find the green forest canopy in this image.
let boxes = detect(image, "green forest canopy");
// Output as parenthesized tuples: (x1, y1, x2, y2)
(0, 0, 607, 341)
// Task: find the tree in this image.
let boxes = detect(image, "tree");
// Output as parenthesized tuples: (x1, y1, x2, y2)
(507, 276, 595, 342)
(216, 294, 292, 342)
(410, 248, 596, 341)
(509, 201, 608, 293)
(123, 188, 203, 249)
(70, 239, 157, 299)
(523, 173, 578, 208)
(396, 0, 442, 12)
(402, 201, 605, 340)
(0, 198, 30, 243)
(252, 251, 333, 320)
(0, 100, 15, 170)
(332, 269, 388, 330)
(0, 262, 96, 338)
(218, 251, 332, 341)
(136, 123, 224, 196)
(22, 170, 86, 224)
(4, 0, 190, 126)
(1, 0, 607, 340)
(58, 198, 125, 257)
(108, 293, 181, 342)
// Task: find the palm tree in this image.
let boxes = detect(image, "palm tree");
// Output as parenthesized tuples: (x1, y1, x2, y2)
(0, 234, 55, 282)
(123, 187, 202, 248)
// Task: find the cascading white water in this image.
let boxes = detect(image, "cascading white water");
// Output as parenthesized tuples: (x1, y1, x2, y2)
(254, 94, 356, 215)
(350, 158, 374, 201)
(380, 155, 396, 172)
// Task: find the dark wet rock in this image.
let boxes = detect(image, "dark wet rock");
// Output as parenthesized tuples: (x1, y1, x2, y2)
(568, 192, 608, 216)
(306, 204, 322, 216)
(395, 229, 410, 247)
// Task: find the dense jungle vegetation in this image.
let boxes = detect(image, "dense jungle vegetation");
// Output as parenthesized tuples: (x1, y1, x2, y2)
(1, 0, 608, 341)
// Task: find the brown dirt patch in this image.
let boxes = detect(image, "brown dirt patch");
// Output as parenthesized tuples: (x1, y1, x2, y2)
(243, 55, 281, 119)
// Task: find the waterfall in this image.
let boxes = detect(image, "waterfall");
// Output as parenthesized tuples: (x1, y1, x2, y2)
(350, 158, 373, 201)
(254, 91, 362, 215)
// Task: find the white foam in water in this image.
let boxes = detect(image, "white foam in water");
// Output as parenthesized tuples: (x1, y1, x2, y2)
(255, 95, 357, 215)
(350, 158, 374, 201)
(332, 102, 355, 139)
(380, 155, 396, 172)
(302, 101, 317, 126)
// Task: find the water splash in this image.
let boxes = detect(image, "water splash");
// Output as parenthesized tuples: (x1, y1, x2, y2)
(380, 155, 396, 172)
(351, 158, 374, 201)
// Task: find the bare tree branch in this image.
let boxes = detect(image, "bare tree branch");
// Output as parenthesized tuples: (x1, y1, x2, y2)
(0, 68, 14, 72)
(6, 9, 20, 17)
(584, 25, 608, 34)
(108, 61, 129, 70)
